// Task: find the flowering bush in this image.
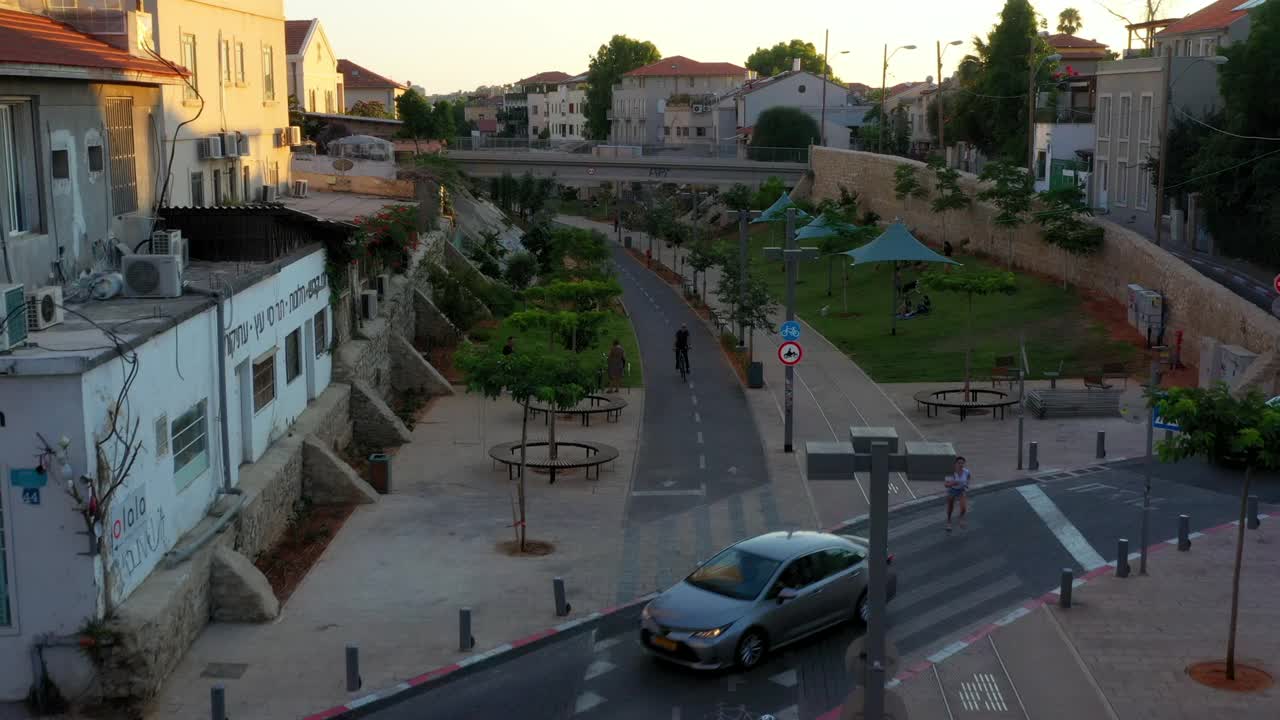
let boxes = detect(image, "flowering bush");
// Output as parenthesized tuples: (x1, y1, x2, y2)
(353, 204, 421, 273)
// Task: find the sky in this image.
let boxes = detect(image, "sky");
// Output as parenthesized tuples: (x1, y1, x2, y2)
(286, 0, 1202, 94)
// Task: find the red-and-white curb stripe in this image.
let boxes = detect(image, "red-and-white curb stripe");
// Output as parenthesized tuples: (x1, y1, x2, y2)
(300, 592, 659, 720)
(814, 511, 1273, 720)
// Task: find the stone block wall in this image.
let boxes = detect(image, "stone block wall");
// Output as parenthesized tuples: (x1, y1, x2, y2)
(809, 147, 1280, 369)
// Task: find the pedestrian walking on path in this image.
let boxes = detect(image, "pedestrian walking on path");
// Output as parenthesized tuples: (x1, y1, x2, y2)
(944, 456, 971, 532)
(607, 339, 626, 392)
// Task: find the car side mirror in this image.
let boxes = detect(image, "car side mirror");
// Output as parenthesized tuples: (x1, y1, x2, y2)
(777, 587, 799, 603)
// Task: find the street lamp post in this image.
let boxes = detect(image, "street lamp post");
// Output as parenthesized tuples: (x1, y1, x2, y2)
(879, 44, 917, 155)
(1026, 49, 1063, 175)
(819, 41, 850, 149)
(1153, 54, 1227, 246)
(935, 40, 962, 162)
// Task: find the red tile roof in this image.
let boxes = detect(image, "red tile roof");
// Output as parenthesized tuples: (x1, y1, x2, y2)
(338, 59, 406, 89)
(1157, 0, 1252, 37)
(847, 82, 873, 95)
(1045, 33, 1108, 48)
(475, 118, 498, 133)
(624, 55, 747, 78)
(0, 9, 183, 78)
(517, 70, 571, 86)
(285, 19, 314, 56)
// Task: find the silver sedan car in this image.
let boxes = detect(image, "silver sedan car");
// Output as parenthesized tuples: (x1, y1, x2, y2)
(639, 531, 897, 670)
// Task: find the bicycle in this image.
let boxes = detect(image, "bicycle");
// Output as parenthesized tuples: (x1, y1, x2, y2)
(675, 346, 690, 382)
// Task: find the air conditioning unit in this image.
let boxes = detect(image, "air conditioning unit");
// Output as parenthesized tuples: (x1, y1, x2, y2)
(122, 255, 183, 298)
(292, 179, 309, 198)
(197, 135, 223, 160)
(150, 230, 189, 270)
(261, 185, 278, 203)
(219, 132, 238, 157)
(360, 289, 378, 320)
(692, 104, 704, 113)
(236, 132, 251, 157)
(0, 283, 29, 351)
(25, 286, 63, 331)
(286, 126, 302, 146)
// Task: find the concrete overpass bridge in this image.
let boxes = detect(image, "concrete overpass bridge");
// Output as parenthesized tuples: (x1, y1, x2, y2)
(446, 150, 808, 187)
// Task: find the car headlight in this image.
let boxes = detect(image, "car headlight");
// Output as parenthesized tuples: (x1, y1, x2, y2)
(690, 623, 732, 640)
(640, 605, 653, 621)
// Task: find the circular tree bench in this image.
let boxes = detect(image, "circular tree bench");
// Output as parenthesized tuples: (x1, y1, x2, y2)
(525, 395, 629, 427)
(488, 441, 620, 484)
(912, 388, 1021, 421)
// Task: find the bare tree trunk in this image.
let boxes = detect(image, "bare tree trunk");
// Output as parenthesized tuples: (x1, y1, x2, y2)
(827, 256, 834, 296)
(518, 406, 529, 550)
(1007, 230, 1015, 270)
(843, 264, 849, 314)
(963, 293, 973, 395)
(548, 407, 558, 461)
(1226, 465, 1253, 680)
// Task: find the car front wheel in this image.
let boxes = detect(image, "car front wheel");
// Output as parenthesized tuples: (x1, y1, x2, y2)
(856, 591, 869, 624)
(736, 629, 768, 670)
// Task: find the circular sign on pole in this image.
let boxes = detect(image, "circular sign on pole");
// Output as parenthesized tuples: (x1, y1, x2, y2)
(778, 341, 803, 366)
(587, 167, 596, 176)
(1273, 274, 1280, 295)
(779, 320, 802, 341)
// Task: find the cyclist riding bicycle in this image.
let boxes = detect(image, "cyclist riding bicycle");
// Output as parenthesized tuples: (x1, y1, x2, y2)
(674, 324, 691, 374)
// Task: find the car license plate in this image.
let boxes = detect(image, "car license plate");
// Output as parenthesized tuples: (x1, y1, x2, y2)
(651, 635, 677, 651)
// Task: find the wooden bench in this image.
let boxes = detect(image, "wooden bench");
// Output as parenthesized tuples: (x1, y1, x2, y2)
(1102, 362, 1130, 388)
(488, 441, 620, 484)
(526, 395, 629, 426)
(990, 355, 1016, 388)
(1026, 388, 1123, 418)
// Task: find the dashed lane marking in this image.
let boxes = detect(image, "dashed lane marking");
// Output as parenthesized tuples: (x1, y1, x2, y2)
(699, 454, 706, 470)
(574, 691, 606, 715)
(631, 484, 707, 497)
(584, 659, 616, 681)
(770, 669, 798, 688)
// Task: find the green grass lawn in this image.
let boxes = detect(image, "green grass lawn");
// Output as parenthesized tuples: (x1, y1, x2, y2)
(728, 224, 1137, 383)
(491, 308, 644, 389)
(554, 198, 617, 224)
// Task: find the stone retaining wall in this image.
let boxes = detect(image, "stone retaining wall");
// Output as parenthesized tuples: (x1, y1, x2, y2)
(809, 147, 1280, 378)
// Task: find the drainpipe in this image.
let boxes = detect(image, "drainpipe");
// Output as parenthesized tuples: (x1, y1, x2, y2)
(186, 285, 237, 495)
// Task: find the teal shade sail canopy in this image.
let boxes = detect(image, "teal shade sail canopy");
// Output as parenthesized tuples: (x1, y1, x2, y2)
(843, 222, 961, 265)
(752, 193, 812, 224)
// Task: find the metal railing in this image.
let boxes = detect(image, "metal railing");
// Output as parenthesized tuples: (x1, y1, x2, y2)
(447, 137, 809, 163)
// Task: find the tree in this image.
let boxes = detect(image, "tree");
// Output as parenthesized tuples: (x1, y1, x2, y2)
(1057, 8, 1082, 34)
(349, 100, 392, 118)
(687, 238, 721, 304)
(921, 270, 1018, 392)
(750, 107, 819, 161)
(432, 99, 457, 141)
(1100, 1, 1167, 49)
(894, 164, 929, 215)
(396, 89, 435, 152)
(930, 158, 972, 244)
(950, 0, 1055, 160)
(752, 177, 788, 211)
(715, 264, 778, 362)
(641, 200, 675, 267)
(515, 279, 621, 353)
(1154, 385, 1280, 681)
(723, 183, 753, 212)
(456, 347, 603, 551)
(584, 35, 662, 140)
(745, 39, 836, 79)
(452, 101, 468, 136)
(1034, 184, 1103, 287)
(977, 160, 1035, 268)
(504, 251, 537, 291)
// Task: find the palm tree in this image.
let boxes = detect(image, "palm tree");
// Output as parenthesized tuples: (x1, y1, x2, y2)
(1057, 8, 1082, 35)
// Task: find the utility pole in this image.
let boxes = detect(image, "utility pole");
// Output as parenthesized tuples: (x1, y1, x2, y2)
(936, 41, 945, 158)
(763, 208, 818, 453)
(821, 29, 830, 148)
(1140, 356, 1159, 575)
(1153, 52, 1173, 247)
(1026, 35, 1038, 175)
(879, 43, 888, 156)
(737, 209, 749, 350)
(864, 441, 891, 720)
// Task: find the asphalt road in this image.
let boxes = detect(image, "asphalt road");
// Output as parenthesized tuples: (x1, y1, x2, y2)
(369, 458, 1270, 720)
(1167, 246, 1279, 317)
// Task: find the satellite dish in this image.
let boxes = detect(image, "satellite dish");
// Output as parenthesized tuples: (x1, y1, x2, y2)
(332, 158, 354, 172)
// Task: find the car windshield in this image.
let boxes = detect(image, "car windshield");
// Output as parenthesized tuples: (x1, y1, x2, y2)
(685, 547, 781, 601)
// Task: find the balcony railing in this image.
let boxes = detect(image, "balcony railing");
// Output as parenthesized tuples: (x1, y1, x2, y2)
(1036, 106, 1095, 124)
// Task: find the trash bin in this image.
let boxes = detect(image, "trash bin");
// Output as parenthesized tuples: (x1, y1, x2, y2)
(748, 361, 765, 389)
(624, 235, 632, 249)
(368, 453, 391, 494)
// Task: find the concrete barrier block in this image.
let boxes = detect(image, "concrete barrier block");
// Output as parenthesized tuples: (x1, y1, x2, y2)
(848, 426, 900, 454)
(805, 441, 856, 480)
(904, 441, 957, 483)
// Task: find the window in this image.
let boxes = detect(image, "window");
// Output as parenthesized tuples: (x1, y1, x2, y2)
(51, 150, 69, 180)
(285, 328, 301, 382)
(813, 547, 863, 576)
(1098, 95, 1112, 138)
(664, 126, 671, 136)
(1138, 164, 1151, 210)
(1097, 158, 1109, 193)
(569, 102, 575, 114)
(798, 84, 807, 94)
(1, 479, 11, 627)
(262, 45, 276, 101)
(1139, 95, 1153, 141)
(212, 168, 222, 205)
(1118, 95, 1131, 139)
(242, 166, 250, 201)
(314, 308, 327, 356)
(181, 33, 198, 100)
(531, 105, 537, 115)
(696, 127, 706, 137)
(1201, 38, 1216, 57)
(228, 162, 237, 202)
(87, 143, 104, 173)
(270, 161, 279, 191)
(189, 171, 204, 206)
(1117, 161, 1128, 205)
(325, 90, 334, 113)
(252, 352, 275, 411)
(221, 39, 231, 85)
(235, 42, 246, 84)
(1036, 150, 1047, 181)
(1183, 39, 1192, 56)
(1, 100, 40, 235)
(308, 89, 316, 112)
(686, 547, 782, 601)
(103, 98, 138, 213)
(171, 399, 209, 490)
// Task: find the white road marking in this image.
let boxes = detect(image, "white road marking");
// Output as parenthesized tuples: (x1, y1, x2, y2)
(771, 705, 800, 720)
(770, 669, 798, 688)
(688, 381, 695, 390)
(693, 412, 701, 423)
(574, 691, 606, 714)
(584, 659, 616, 680)
(1017, 485, 1107, 571)
(593, 636, 622, 653)
(990, 636, 1032, 719)
(697, 431, 704, 444)
(933, 665, 957, 720)
(691, 395, 698, 406)
(890, 574, 1023, 641)
(631, 484, 707, 497)
(671, 709, 681, 720)
(699, 454, 706, 470)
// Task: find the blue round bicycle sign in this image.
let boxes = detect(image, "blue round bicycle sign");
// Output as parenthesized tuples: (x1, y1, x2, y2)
(780, 320, 802, 341)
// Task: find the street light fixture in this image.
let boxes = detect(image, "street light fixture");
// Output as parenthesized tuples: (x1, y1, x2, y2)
(819, 37, 851, 148)
(1153, 54, 1227, 246)
(1025, 52, 1063, 175)
(879, 44, 917, 155)
(935, 40, 963, 161)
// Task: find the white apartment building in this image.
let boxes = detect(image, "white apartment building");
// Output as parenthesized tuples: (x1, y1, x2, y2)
(545, 72, 588, 141)
(517, 70, 570, 139)
(609, 56, 749, 146)
(723, 68, 868, 149)
(286, 18, 344, 115)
